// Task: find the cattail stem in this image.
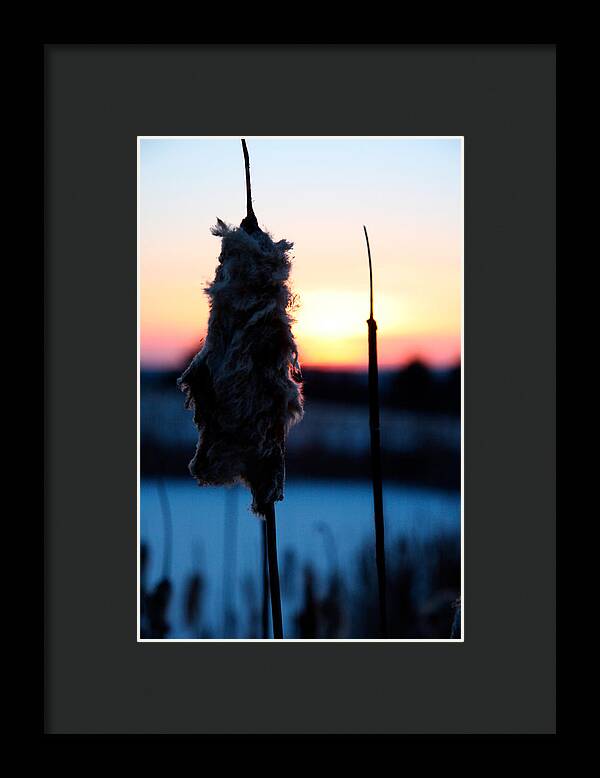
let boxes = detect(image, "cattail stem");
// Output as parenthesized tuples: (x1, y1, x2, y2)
(240, 137, 282, 639)
(261, 520, 270, 638)
(364, 226, 388, 638)
(241, 138, 253, 218)
(264, 503, 284, 639)
(366, 227, 374, 320)
(239, 138, 283, 638)
(240, 139, 259, 234)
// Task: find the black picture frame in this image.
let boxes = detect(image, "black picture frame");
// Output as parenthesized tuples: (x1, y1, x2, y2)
(44, 43, 556, 735)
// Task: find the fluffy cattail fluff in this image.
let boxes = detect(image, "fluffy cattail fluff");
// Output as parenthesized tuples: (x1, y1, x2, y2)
(178, 219, 304, 517)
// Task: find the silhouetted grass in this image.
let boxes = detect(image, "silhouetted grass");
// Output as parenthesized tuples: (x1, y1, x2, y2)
(140, 528, 460, 640)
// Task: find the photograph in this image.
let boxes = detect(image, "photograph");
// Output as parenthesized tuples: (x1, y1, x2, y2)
(138, 136, 463, 641)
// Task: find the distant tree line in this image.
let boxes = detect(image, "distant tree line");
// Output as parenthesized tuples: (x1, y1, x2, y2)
(301, 361, 460, 415)
(140, 361, 461, 488)
(147, 360, 461, 416)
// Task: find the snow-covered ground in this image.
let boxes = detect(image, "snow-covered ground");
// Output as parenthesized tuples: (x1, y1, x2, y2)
(140, 477, 460, 639)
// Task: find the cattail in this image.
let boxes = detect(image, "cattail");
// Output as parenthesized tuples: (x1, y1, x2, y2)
(178, 140, 303, 638)
(364, 226, 388, 638)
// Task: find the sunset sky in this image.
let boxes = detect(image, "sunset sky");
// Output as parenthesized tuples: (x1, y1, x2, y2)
(139, 138, 462, 371)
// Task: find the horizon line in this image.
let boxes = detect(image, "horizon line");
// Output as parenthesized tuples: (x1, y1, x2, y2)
(140, 359, 461, 374)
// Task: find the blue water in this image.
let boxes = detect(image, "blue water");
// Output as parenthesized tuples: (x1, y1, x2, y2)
(140, 477, 460, 638)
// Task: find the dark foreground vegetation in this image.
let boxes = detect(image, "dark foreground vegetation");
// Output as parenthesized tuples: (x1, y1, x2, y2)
(140, 360, 462, 639)
(140, 530, 460, 640)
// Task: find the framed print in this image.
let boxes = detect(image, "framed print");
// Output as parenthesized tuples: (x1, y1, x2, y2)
(137, 135, 463, 643)
(44, 44, 556, 735)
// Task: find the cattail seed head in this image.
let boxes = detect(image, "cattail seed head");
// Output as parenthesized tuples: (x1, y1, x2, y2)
(178, 220, 303, 517)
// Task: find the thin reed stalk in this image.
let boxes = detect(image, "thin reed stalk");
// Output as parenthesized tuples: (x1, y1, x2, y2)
(363, 226, 388, 638)
(261, 520, 270, 638)
(240, 138, 259, 234)
(264, 503, 283, 639)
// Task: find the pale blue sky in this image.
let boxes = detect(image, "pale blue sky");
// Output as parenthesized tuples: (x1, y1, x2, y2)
(140, 138, 462, 369)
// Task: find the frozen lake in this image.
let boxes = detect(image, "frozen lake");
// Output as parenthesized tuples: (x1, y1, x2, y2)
(140, 477, 461, 639)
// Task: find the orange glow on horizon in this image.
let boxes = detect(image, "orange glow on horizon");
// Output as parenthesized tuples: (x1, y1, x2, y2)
(139, 139, 462, 373)
(140, 329, 460, 372)
(141, 284, 460, 364)
(141, 287, 460, 371)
